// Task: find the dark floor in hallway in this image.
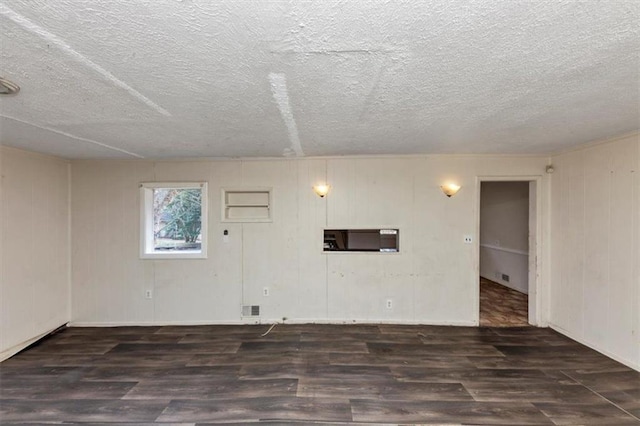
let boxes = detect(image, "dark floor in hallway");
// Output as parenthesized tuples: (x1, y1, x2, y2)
(1, 324, 638, 424)
(480, 277, 529, 327)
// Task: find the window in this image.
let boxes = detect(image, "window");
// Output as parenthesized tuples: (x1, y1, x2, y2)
(140, 182, 208, 259)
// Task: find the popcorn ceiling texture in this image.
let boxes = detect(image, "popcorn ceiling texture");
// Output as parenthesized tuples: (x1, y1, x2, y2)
(0, 0, 638, 159)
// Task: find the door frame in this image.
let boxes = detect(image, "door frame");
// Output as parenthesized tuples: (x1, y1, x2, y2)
(475, 175, 543, 326)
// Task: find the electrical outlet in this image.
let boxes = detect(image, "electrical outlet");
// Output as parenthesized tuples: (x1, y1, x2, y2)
(464, 235, 473, 244)
(145, 290, 152, 299)
(263, 287, 269, 297)
(386, 299, 393, 309)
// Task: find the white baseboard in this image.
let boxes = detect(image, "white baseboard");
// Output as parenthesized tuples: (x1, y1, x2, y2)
(69, 318, 478, 327)
(69, 320, 245, 327)
(549, 323, 639, 372)
(0, 323, 67, 362)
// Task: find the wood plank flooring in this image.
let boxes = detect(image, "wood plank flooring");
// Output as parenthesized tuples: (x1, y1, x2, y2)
(480, 277, 529, 327)
(1, 324, 638, 425)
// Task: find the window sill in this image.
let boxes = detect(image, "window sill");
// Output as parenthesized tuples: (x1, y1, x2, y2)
(140, 251, 207, 260)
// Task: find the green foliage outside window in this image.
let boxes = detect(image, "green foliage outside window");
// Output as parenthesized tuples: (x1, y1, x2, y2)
(153, 188, 202, 245)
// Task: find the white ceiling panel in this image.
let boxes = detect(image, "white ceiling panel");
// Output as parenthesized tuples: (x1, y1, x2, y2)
(0, 116, 135, 158)
(0, 0, 638, 159)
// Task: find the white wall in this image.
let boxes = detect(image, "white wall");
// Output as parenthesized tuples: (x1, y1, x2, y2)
(550, 133, 640, 370)
(480, 181, 529, 293)
(70, 155, 549, 326)
(5, 134, 637, 370)
(0, 147, 70, 360)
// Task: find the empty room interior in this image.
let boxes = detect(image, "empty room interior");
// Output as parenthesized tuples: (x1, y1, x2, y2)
(0, 1, 639, 424)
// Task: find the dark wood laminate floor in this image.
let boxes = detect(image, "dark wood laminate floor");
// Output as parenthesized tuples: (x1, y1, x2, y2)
(1, 324, 638, 425)
(480, 277, 529, 327)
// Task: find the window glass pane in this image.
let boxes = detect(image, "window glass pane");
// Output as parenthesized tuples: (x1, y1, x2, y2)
(152, 188, 202, 252)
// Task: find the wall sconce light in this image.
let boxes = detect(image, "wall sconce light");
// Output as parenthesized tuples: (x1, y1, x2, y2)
(441, 183, 461, 197)
(313, 184, 331, 198)
(0, 77, 20, 96)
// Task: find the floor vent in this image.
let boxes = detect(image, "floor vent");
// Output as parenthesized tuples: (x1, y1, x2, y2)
(242, 305, 260, 316)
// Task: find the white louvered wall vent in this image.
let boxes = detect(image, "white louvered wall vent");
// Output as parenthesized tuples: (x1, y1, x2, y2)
(242, 305, 260, 317)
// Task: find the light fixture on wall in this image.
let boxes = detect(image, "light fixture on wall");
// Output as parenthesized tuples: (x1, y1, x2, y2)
(441, 183, 461, 197)
(0, 77, 20, 96)
(313, 184, 331, 197)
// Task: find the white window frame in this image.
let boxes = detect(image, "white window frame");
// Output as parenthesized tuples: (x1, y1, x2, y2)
(140, 182, 208, 259)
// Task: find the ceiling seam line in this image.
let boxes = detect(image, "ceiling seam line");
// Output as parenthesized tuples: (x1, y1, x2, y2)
(0, 115, 144, 158)
(0, 3, 171, 117)
(268, 73, 304, 157)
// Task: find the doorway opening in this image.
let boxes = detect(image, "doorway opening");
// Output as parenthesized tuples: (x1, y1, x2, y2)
(478, 179, 538, 327)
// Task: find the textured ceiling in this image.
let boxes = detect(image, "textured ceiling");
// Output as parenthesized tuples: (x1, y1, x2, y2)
(0, 0, 638, 159)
